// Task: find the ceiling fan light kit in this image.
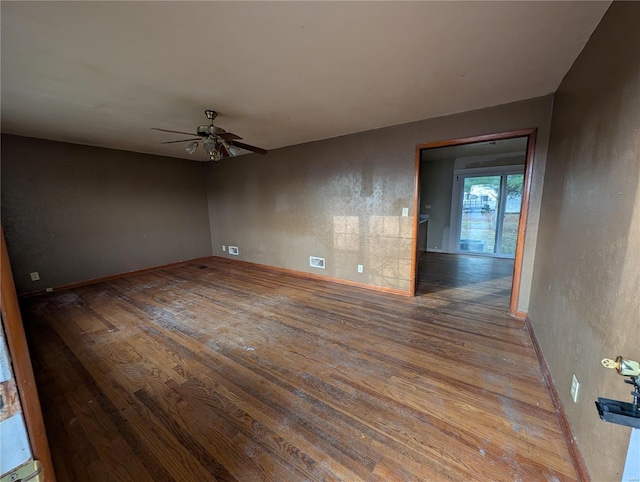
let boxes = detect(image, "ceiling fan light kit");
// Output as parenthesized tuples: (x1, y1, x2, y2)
(153, 109, 267, 161)
(185, 141, 199, 155)
(203, 138, 217, 157)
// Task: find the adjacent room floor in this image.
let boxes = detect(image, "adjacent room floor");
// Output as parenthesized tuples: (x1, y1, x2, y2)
(22, 253, 579, 481)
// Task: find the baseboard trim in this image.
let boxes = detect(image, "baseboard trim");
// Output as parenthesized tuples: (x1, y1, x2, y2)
(512, 310, 527, 320)
(212, 256, 413, 297)
(524, 315, 590, 481)
(20, 255, 413, 299)
(18, 256, 213, 298)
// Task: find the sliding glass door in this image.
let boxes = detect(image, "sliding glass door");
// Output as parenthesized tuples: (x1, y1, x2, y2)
(453, 168, 524, 258)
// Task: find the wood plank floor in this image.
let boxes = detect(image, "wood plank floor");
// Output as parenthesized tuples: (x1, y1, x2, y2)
(21, 253, 579, 481)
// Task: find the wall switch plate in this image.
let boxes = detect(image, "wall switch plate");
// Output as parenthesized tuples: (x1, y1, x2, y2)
(222, 245, 226, 252)
(571, 374, 580, 403)
(402, 207, 409, 217)
(357, 264, 363, 273)
(29, 272, 40, 281)
(228, 246, 239, 256)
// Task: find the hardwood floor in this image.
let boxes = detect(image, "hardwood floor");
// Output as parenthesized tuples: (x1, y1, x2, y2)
(22, 254, 579, 481)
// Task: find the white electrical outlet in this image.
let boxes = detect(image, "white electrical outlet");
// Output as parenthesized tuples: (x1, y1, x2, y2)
(228, 246, 239, 256)
(29, 272, 40, 282)
(45, 287, 53, 293)
(357, 264, 363, 273)
(424, 204, 432, 209)
(402, 207, 409, 217)
(222, 245, 226, 252)
(570, 374, 580, 403)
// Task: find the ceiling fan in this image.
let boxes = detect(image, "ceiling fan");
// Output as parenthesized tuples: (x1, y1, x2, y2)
(153, 110, 267, 161)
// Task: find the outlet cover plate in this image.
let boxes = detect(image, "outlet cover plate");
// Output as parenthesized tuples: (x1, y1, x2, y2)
(29, 272, 40, 281)
(357, 264, 363, 273)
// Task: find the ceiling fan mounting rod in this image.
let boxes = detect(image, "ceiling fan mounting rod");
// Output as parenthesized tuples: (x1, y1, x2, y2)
(205, 109, 218, 123)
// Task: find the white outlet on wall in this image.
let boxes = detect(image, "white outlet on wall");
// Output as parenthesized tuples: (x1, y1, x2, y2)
(402, 207, 409, 217)
(29, 272, 40, 282)
(228, 246, 239, 256)
(222, 245, 226, 252)
(570, 374, 580, 403)
(357, 264, 363, 273)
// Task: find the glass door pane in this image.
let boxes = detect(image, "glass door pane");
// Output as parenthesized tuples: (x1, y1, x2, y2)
(459, 175, 502, 254)
(499, 173, 524, 256)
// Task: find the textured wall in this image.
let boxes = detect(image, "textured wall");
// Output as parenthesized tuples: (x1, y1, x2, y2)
(207, 96, 553, 306)
(1, 135, 212, 293)
(528, 2, 640, 480)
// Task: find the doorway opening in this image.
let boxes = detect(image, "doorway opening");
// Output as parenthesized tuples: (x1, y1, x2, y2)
(410, 129, 537, 317)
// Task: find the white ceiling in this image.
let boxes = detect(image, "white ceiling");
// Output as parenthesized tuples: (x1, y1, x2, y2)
(1, 1, 610, 161)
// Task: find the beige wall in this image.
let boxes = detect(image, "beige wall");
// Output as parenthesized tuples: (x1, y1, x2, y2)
(207, 95, 553, 309)
(528, 2, 639, 480)
(420, 157, 454, 250)
(1, 135, 212, 293)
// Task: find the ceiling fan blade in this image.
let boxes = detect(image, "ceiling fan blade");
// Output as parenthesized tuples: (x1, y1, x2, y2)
(229, 141, 268, 155)
(152, 127, 200, 137)
(217, 132, 242, 141)
(161, 138, 202, 144)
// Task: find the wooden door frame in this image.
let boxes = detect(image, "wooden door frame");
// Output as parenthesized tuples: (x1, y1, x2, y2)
(1, 227, 56, 481)
(410, 128, 537, 317)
